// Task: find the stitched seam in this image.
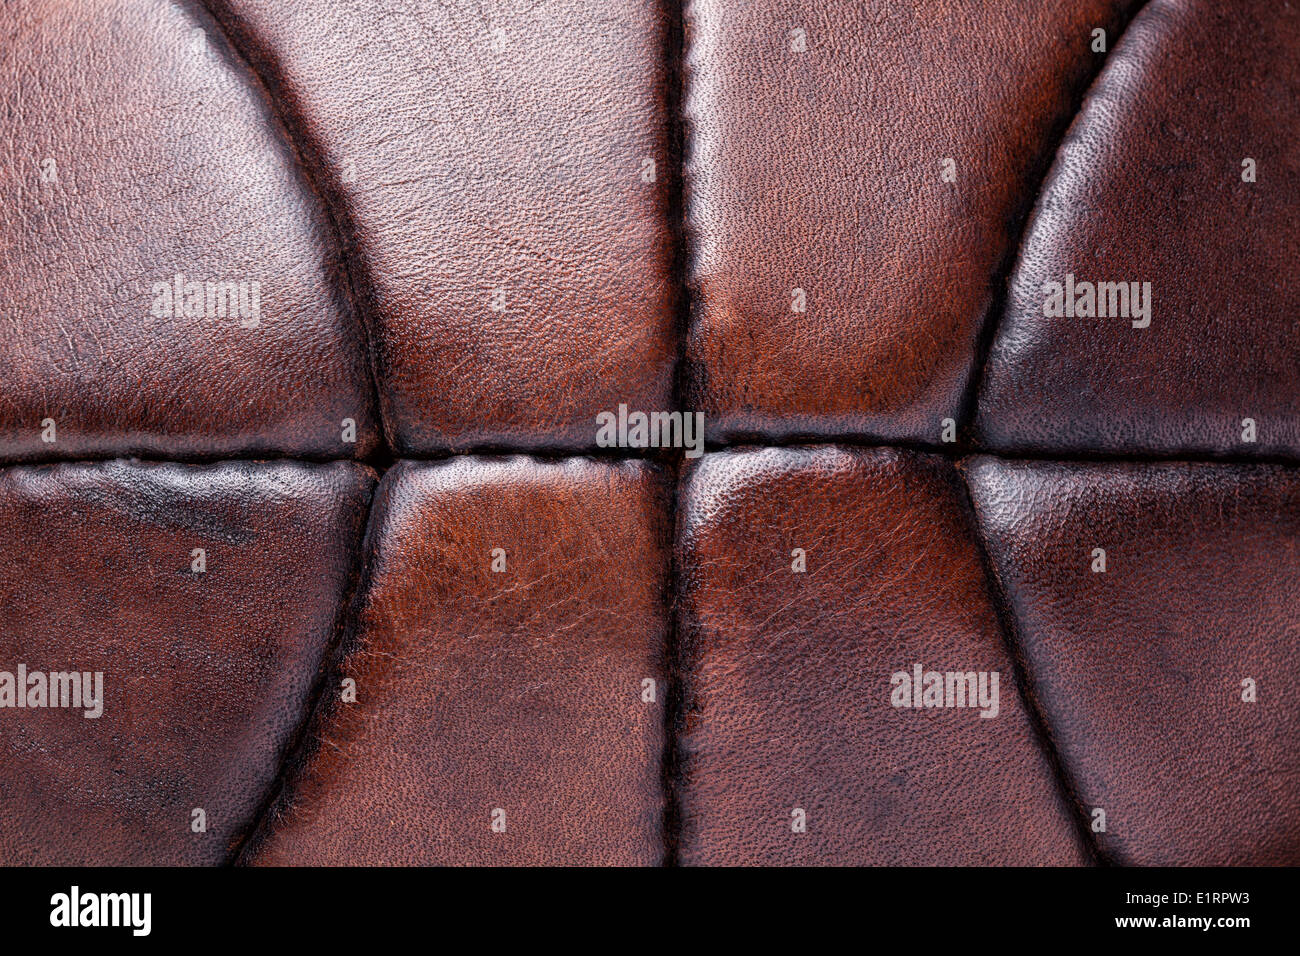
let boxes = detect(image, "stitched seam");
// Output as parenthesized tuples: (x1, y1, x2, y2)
(224, 473, 385, 866)
(174, 0, 398, 864)
(955, 0, 1157, 442)
(4, 441, 1297, 472)
(953, 462, 1109, 865)
(660, 0, 691, 869)
(185, 0, 393, 463)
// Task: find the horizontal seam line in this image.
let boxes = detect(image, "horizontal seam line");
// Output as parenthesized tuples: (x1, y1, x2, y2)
(0, 442, 1297, 471)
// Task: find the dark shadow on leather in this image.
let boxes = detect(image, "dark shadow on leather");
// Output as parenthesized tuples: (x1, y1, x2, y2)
(187, 0, 392, 456)
(953, 461, 1108, 865)
(956, 0, 1155, 441)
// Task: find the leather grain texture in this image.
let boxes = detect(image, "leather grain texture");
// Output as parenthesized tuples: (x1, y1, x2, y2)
(974, 0, 1300, 457)
(246, 457, 670, 866)
(675, 446, 1086, 865)
(1, 0, 1297, 868)
(966, 457, 1300, 866)
(0, 460, 374, 865)
(683, 0, 1138, 444)
(204, 0, 678, 454)
(0, 0, 380, 461)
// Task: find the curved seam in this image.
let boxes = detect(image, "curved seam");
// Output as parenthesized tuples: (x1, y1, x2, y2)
(170, 0, 396, 863)
(225, 471, 388, 865)
(952, 462, 1110, 865)
(955, 0, 1158, 443)
(183, 0, 392, 460)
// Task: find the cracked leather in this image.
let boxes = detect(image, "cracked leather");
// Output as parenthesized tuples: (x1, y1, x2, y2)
(1, 0, 1296, 866)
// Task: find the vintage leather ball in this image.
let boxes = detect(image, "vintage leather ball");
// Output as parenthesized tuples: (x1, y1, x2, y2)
(1, 0, 1295, 865)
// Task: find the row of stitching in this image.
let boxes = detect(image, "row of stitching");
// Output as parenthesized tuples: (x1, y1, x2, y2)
(173, 0, 399, 865)
(953, 462, 1109, 864)
(188, 0, 393, 461)
(661, 0, 692, 867)
(952, 0, 1160, 868)
(4, 438, 1297, 473)
(955, 0, 1157, 443)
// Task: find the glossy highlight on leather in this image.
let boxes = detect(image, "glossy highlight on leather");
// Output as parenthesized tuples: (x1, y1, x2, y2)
(1, 0, 1295, 867)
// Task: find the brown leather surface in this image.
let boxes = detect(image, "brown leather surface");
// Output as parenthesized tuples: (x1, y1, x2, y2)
(675, 446, 1086, 865)
(203, 0, 678, 454)
(974, 0, 1300, 457)
(245, 457, 670, 866)
(1, 0, 1296, 868)
(0, 460, 374, 865)
(683, 0, 1138, 444)
(0, 0, 379, 461)
(965, 457, 1300, 866)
